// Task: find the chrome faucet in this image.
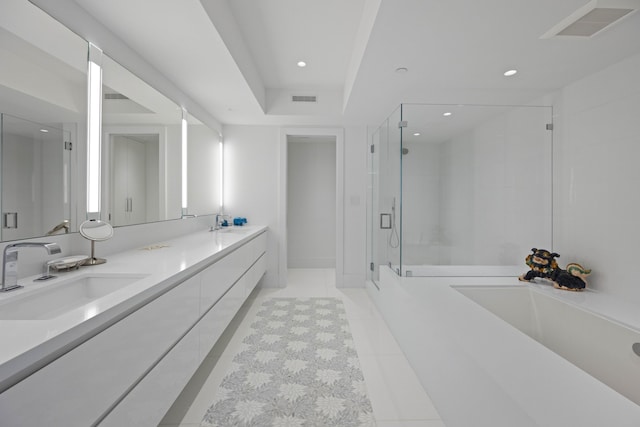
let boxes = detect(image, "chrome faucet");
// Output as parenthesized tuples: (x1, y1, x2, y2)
(1, 242, 61, 292)
(211, 214, 231, 231)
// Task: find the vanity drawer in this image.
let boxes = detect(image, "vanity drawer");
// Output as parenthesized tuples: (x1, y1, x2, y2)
(199, 231, 266, 312)
(198, 253, 265, 361)
(0, 274, 200, 427)
(98, 322, 200, 427)
(99, 254, 267, 424)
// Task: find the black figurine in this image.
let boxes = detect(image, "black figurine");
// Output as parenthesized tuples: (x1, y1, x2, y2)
(518, 248, 591, 291)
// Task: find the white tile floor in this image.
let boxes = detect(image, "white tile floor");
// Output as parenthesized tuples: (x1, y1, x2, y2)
(159, 269, 445, 427)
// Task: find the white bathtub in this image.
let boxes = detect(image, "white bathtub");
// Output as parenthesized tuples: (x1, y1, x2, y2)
(455, 285, 640, 406)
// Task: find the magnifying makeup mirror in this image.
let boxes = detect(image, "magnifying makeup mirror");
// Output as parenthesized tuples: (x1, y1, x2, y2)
(79, 219, 114, 265)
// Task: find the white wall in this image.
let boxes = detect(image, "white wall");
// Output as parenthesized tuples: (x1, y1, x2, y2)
(223, 125, 282, 287)
(553, 51, 640, 303)
(343, 126, 367, 287)
(287, 139, 336, 268)
(188, 124, 220, 216)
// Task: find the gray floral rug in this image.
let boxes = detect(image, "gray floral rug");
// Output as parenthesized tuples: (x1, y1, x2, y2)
(201, 297, 376, 427)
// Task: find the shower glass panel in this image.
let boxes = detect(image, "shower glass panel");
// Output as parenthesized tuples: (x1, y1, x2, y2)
(368, 106, 402, 283)
(368, 103, 553, 280)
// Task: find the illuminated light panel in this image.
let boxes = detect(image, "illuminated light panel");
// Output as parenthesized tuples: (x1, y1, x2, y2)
(181, 114, 188, 210)
(86, 45, 103, 216)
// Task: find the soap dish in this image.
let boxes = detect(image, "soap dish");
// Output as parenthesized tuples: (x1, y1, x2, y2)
(47, 255, 89, 271)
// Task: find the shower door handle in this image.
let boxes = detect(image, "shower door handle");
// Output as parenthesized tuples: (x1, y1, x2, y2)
(3, 212, 18, 229)
(380, 213, 392, 229)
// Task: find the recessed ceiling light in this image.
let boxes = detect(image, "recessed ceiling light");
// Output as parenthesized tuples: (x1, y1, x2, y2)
(395, 67, 408, 73)
(297, 61, 307, 67)
(503, 69, 518, 77)
(443, 112, 452, 117)
(413, 132, 421, 136)
(39, 129, 49, 133)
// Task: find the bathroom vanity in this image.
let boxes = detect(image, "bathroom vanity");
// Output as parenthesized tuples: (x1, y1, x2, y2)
(0, 225, 267, 426)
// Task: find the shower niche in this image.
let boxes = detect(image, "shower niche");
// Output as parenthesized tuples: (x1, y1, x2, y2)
(367, 103, 553, 281)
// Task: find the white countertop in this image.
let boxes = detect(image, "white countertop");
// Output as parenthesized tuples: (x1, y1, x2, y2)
(372, 268, 640, 427)
(0, 225, 267, 392)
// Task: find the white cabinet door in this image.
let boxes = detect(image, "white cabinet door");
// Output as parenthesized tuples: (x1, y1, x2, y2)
(110, 136, 149, 226)
(0, 275, 200, 427)
(98, 322, 200, 427)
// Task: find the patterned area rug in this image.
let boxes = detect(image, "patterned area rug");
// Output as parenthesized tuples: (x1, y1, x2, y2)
(201, 297, 376, 427)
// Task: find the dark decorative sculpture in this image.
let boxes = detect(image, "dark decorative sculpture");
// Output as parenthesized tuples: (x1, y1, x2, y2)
(518, 248, 591, 291)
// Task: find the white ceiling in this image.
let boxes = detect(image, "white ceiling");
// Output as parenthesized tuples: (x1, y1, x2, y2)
(50, 0, 640, 127)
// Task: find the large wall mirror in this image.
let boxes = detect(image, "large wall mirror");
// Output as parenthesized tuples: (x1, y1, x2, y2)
(101, 57, 221, 226)
(2, 0, 221, 235)
(0, 0, 87, 242)
(100, 55, 183, 226)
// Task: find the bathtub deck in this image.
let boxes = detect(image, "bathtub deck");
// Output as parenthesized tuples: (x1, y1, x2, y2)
(367, 268, 640, 427)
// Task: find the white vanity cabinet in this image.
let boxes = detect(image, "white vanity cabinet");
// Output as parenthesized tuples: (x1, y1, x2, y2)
(101, 233, 267, 426)
(0, 230, 267, 427)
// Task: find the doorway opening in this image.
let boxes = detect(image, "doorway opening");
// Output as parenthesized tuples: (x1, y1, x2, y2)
(287, 135, 336, 269)
(279, 128, 344, 288)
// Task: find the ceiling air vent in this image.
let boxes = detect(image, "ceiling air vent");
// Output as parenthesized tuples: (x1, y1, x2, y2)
(292, 95, 317, 103)
(541, 0, 638, 38)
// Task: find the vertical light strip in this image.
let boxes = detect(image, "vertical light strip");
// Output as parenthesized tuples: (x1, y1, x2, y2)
(87, 43, 103, 218)
(181, 110, 188, 213)
(219, 137, 224, 210)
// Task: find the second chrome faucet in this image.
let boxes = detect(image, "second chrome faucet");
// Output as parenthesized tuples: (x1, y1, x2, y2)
(1, 242, 61, 292)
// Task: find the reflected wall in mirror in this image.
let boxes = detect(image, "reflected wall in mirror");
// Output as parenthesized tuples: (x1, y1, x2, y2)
(1, 115, 71, 241)
(100, 55, 183, 227)
(0, 0, 87, 241)
(186, 114, 221, 217)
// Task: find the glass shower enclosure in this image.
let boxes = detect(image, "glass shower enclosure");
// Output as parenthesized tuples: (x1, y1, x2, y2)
(368, 103, 553, 283)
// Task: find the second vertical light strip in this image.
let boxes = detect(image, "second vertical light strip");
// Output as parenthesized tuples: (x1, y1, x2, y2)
(181, 110, 188, 215)
(219, 138, 224, 211)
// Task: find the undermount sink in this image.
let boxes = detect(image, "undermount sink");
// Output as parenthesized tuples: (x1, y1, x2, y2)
(217, 227, 250, 234)
(0, 273, 148, 320)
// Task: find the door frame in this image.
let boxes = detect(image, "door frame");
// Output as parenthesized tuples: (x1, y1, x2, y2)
(278, 127, 344, 287)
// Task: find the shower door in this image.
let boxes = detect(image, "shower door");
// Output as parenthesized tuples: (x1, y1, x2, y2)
(368, 106, 402, 284)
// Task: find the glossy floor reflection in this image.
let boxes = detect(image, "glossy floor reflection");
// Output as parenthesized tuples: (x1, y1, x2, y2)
(159, 269, 445, 427)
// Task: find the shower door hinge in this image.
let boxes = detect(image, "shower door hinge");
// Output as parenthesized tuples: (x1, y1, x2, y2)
(370, 144, 375, 154)
(64, 141, 73, 150)
(398, 121, 408, 128)
(546, 123, 553, 131)
(370, 262, 374, 272)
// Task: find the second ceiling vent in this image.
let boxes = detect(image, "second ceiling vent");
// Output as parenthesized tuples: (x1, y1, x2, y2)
(292, 95, 317, 103)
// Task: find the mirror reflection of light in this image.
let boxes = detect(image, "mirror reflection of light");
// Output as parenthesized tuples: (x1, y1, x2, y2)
(219, 140, 224, 210)
(181, 112, 188, 210)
